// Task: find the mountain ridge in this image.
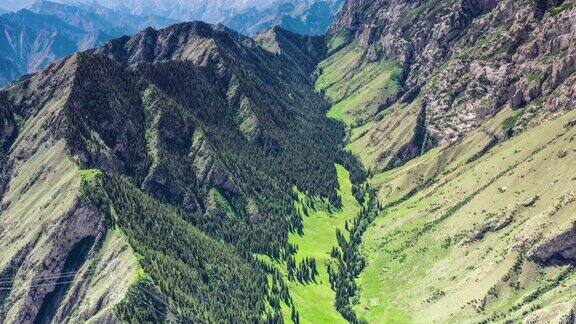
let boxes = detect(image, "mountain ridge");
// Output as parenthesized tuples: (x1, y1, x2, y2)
(0, 0, 575, 323)
(0, 21, 364, 322)
(0, 0, 344, 87)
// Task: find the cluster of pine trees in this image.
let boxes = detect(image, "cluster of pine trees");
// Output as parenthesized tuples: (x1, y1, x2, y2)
(83, 173, 273, 322)
(287, 256, 319, 283)
(328, 186, 378, 323)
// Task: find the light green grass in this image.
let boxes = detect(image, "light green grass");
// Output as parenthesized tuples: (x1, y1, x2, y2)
(208, 188, 236, 218)
(285, 165, 361, 323)
(262, 165, 361, 323)
(354, 110, 576, 323)
(315, 44, 402, 126)
(328, 32, 350, 54)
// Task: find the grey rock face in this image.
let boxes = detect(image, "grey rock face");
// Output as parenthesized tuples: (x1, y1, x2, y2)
(333, 0, 576, 144)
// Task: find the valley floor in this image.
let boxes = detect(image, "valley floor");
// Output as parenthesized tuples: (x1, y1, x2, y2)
(261, 165, 362, 323)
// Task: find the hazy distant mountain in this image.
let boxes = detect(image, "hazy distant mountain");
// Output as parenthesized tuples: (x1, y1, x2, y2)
(58, 0, 279, 22)
(30, 0, 177, 35)
(29, 1, 117, 33)
(61, 0, 342, 35)
(0, 1, 178, 86)
(0, 0, 36, 11)
(0, 9, 110, 86)
(1, 0, 344, 36)
(226, 0, 342, 35)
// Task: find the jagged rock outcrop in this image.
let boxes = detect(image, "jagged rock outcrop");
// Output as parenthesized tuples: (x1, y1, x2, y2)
(332, 0, 576, 144)
(532, 227, 576, 266)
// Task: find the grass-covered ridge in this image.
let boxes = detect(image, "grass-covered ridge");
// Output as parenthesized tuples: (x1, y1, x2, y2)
(315, 43, 402, 127)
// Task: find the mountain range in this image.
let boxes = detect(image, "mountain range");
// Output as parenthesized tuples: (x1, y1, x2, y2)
(0, 1, 179, 87)
(0, 0, 343, 87)
(0, 0, 575, 323)
(0, 9, 110, 86)
(29, 0, 176, 35)
(61, 0, 279, 22)
(227, 0, 342, 36)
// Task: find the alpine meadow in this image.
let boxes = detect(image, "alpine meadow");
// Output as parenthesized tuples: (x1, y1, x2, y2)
(0, 0, 575, 323)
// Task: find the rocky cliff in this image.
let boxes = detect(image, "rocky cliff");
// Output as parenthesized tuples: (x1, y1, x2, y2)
(332, 0, 576, 145)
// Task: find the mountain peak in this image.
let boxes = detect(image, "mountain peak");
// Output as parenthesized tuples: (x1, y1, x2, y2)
(256, 25, 326, 71)
(93, 20, 251, 69)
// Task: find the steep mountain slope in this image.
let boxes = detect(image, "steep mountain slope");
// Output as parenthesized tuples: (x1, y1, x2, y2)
(89, 21, 364, 253)
(0, 55, 138, 323)
(225, 0, 343, 36)
(357, 107, 576, 324)
(0, 22, 364, 322)
(1, 0, 575, 322)
(313, 0, 576, 322)
(0, 9, 109, 87)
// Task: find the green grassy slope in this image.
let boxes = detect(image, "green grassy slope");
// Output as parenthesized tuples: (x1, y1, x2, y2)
(315, 43, 402, 127)
(314, 41, 418, 172)
(314, 32, 576, 323)
(355, 109, 576, 323)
